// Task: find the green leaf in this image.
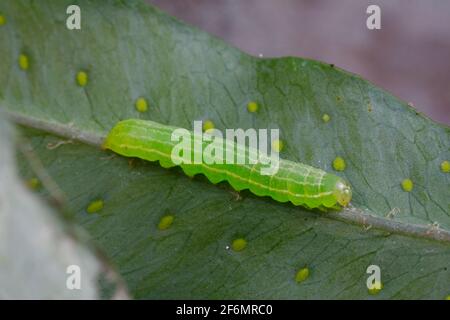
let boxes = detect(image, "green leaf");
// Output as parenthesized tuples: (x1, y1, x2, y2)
(1, 1, 449, 299)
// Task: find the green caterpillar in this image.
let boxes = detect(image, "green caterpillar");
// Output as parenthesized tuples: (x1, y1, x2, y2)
(103, 119, 352, 210)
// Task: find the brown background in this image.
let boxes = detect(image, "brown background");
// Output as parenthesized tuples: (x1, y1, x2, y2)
(148, 0, 450, 125)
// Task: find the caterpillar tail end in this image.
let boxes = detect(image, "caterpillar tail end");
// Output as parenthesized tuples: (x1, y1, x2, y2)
(100, 139, 108, 151)
(101, 132, 115, 151)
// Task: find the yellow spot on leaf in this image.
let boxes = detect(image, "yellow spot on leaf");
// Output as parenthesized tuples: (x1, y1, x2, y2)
(322, 113, 330, 123)
(272, 139, 284, 152)
(76, 71, 88, 87)
(295, 267, 310, 283)
(158, 215, 174, 230)
(368, 281, 383, 295)
(247, 101, 258, 113)
(333, 157, 346, 171)
(231, 238, 247, 252)
(135, 97, 148, 113)
(0, 14, 6, 26)
(26, 177, 40, 190)
(445, 295, 450, 300)
(87, 199, 103, 214)
(19, 54, 29, 70)
(441, 160, 450, 173)
(203, 120, 215, 132)
(401, 179, 413, 192)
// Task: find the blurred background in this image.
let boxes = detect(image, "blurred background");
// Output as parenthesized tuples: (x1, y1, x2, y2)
(148, 0, 450, 125)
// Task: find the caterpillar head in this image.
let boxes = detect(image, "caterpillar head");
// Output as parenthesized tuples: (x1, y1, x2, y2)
(334, 180, 352, 207)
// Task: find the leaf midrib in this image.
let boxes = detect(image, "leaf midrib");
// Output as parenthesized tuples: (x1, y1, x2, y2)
(5, 109, 450, 245)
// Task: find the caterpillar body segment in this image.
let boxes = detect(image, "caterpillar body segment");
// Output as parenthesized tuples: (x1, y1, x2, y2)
(103, 119, 352, 210)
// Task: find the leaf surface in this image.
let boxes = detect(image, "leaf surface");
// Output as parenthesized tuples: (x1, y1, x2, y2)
(1, 0, 449, 298)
